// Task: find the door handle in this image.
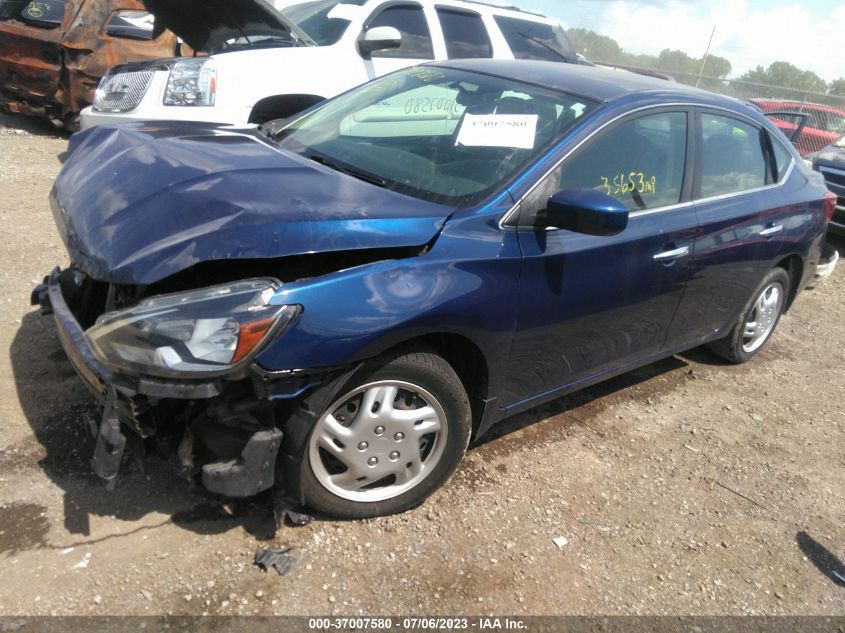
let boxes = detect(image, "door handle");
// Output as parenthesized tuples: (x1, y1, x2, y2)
(653, 246, 690, 262)
(759, 224, 783, 238)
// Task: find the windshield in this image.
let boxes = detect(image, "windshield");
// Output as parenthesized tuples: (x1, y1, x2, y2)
(281, 0, 363, 46)
(0, 0, 67, 28)
(826, 114, 845, 136)
(273, 66, 598, 207)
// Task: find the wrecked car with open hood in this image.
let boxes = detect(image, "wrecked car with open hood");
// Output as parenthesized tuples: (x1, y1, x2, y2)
(34, 61, 833, 519)
(0, 0, 177, 127)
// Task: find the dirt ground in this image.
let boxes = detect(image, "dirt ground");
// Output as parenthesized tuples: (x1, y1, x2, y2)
(0, 111, 843, 618)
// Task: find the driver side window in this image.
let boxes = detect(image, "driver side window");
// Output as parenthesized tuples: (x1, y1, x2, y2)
(366, 4, 434, 59)
(519, 111, 688, 225)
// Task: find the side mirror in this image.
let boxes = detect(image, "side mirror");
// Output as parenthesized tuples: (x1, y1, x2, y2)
(358, 26, 402, 58)
(541, 187, 629, 236)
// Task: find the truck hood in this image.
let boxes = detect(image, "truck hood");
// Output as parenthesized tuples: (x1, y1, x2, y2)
(143, 0, 307, 51)
(52, 123, 452, 285)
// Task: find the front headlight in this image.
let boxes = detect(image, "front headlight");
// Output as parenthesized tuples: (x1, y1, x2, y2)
(86, 279, 300, 378)
(164, 59, 216, 106)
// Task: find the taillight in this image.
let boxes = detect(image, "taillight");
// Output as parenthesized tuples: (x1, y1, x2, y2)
(823, 191, 837, 224)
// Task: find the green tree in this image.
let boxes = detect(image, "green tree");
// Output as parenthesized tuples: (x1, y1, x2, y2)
(829, 78, 845, 97)
(740, 61, 827, 93)
(653, 49, 731, 79)
(566, 28, 623, 64)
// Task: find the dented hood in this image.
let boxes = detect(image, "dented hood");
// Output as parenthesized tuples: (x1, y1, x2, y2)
(52, 123, 452, 285)
(143, 0, 304, 51)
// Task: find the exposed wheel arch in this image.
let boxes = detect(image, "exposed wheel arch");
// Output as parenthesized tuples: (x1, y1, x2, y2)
(775, 254, 804, 311)
(386, 334, 491, 438)
(248, 94, 326, 124)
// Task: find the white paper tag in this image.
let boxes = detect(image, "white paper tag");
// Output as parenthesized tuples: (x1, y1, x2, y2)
(327, 4, 364, 21)
(455, 114, 538, 149)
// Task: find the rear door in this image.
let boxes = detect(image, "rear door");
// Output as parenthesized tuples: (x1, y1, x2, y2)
(503, 108, 696, 406)
(667, 109, 792, 344)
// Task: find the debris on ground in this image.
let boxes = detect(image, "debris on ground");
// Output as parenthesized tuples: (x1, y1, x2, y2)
(70, 552, 91, 570)
(552, 537, 569, 550)
(273, 496, 313, 528)
(254, 546, 302, 576)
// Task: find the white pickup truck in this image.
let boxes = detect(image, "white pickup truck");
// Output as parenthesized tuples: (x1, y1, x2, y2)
(80, 0, 581, 129)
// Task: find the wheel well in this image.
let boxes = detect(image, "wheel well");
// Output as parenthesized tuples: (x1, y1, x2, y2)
(398, 334, 489, 435)
(248, 94, 326, 124)
(775, 254, 803, 311)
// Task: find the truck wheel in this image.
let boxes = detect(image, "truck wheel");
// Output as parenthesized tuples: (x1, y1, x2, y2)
(280, 350, 471, 519)
(709, 267, 790, 363)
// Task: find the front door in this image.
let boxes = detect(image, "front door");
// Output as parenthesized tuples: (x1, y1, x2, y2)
(503, 109, 697, 408)
(359, 3, 436, 81)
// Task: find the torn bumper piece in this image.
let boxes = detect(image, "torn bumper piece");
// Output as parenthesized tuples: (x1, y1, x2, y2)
(202, 428, 283, 497)
(32, 268, 301, 497)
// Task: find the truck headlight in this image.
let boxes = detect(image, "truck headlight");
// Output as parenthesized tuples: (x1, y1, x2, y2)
(164, 59, 216, 106)
(86, 279, 299, 377)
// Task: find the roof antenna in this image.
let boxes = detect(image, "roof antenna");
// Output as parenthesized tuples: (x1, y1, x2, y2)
(695, 26, 716, 88)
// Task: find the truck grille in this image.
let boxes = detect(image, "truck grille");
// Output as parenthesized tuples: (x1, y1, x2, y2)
(92, 70, 154, 113)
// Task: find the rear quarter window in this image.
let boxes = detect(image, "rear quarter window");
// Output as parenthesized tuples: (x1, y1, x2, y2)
(769, 133, 794, 182)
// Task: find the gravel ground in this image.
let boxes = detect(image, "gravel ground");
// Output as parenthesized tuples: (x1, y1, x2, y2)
(0, 111, 843, 618)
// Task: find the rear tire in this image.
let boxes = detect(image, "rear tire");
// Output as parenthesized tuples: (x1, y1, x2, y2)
(709, 267, 789, 363)
(279, 350, 471, 519)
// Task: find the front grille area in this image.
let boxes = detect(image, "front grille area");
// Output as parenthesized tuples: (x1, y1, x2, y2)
(92, 70, 154, 113)
(820, 166, 845, 190)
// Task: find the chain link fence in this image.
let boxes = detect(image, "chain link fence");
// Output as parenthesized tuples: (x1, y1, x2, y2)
(597, 65, 845, 156)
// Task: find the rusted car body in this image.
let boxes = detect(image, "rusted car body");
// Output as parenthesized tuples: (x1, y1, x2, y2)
(0, 0, 176, 127)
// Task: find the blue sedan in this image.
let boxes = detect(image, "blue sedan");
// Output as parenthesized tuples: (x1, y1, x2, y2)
(34, 60, 833, 518)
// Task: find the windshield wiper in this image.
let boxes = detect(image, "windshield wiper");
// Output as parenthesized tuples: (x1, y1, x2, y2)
(519, 31, 569, 62)
(308, 154, 387, 188)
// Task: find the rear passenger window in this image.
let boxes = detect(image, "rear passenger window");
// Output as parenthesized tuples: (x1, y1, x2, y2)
(769, 134, 793, 182)
(493, 16, 575, 62)
(553, 112, 688, 211)
(436, 8, 492, 59)
(367, 4, 434, 59)
(700, 114, 768, 198)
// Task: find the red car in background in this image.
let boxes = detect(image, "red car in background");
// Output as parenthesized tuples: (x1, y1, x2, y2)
(750, 98, 845, 156)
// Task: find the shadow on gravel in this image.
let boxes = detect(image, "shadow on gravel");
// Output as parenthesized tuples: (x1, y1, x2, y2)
(9, 311, 279, 546)
(474, 355, 688, 449)
(0, 110, 68, 138)
(796, 531, 845, 587)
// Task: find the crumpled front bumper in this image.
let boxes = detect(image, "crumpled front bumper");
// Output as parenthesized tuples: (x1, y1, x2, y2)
(31, 268, 286, 497)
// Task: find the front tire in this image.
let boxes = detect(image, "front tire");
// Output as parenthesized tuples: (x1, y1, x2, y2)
(280, 350, 471, 519)
(709, 267, 790, 363)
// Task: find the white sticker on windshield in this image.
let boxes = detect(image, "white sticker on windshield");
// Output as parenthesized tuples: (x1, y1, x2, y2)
(455, 114, 538, 149)
(327, 4, 364, 21)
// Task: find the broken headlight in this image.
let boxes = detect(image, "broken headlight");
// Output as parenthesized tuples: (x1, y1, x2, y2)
(164, 59, 216, 106)
(86, 279, 300, 377)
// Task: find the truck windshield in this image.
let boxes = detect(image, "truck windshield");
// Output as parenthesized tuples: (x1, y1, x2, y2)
(0, 0, 67, 28)
(281, 0, 364, 46)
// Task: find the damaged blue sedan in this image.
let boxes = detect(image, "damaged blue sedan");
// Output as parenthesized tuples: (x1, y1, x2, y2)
(33, 60, 835, 518)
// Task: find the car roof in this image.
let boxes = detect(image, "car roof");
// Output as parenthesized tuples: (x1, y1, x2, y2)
(431, 59, 729, 105)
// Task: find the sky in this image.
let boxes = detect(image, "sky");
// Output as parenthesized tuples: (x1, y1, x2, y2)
(502, 0, 844, 82)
